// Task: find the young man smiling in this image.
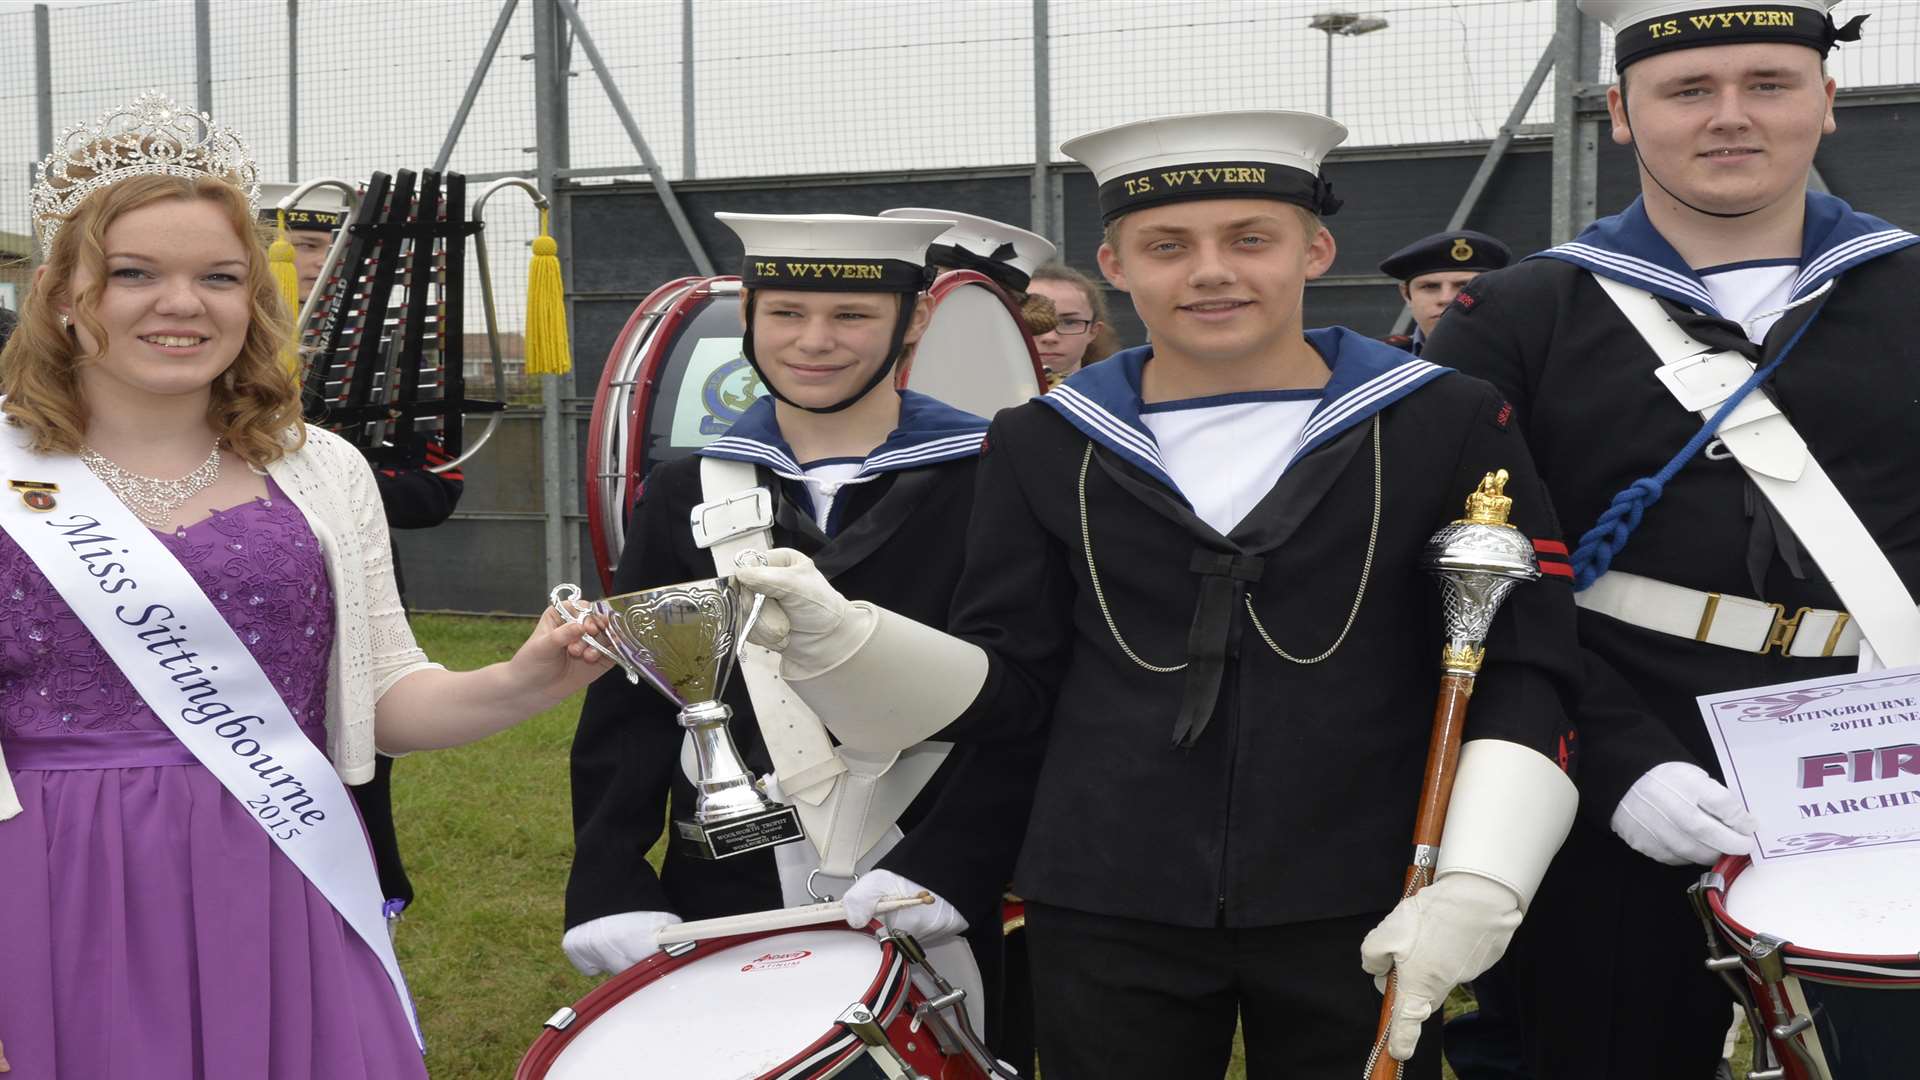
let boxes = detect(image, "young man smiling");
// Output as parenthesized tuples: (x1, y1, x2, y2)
(1422, 3, 1904, 1077)
(734, 112, 1586, 1079)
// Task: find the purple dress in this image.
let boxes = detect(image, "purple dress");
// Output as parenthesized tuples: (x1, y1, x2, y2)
(0, 479, 426, 1080)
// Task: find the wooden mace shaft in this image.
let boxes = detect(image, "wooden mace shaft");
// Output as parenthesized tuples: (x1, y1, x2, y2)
(1365, 670, 1477, 1080)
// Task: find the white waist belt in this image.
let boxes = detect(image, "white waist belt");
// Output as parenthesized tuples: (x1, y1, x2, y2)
(1578, 571, 1859, 658)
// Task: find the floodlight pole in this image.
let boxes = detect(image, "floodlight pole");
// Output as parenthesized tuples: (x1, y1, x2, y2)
(1309, 12, 1387, 117)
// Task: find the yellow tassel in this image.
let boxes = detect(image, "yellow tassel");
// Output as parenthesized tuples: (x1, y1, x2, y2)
(268, 210, 303, 374)
(524, 206, 572, 376)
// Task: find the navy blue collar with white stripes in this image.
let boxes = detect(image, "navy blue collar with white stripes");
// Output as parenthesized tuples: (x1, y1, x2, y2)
(1041, 327, 1451, 502)
(1533, 192, 1919, 315)
(696, 390, 988, 480)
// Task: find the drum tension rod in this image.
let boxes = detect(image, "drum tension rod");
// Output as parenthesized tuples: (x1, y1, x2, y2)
(836, 1003, 928, 1080)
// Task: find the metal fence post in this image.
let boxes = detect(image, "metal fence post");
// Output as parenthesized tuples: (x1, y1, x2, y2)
(194, 0, 213, 114)
(1030, 0, 1051, 243)
(1551, 0, 1601, 245)
(532, 0, 572, 592)
(288, 0, 299, 179)
(682, 0, 696, 180)
(34, 4, 52, 157)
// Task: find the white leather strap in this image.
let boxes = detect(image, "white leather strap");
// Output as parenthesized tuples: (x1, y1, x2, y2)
(1577, 570, 1860, 658)
(698, 456, 844, 804)
(1591, 275, 1920, 666)
(801, 744, 951, 879)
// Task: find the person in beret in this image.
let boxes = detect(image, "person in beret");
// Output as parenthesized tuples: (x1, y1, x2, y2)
(1378, 230, 1512, 355)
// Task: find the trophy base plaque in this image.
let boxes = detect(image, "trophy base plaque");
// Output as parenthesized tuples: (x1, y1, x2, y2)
(674, 804, 805, 860)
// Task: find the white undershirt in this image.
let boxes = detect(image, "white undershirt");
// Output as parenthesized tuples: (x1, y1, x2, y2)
(796, 460, 864, 525)
(1140, 393, 1320, 535)
(1697, 261, 1799, 344)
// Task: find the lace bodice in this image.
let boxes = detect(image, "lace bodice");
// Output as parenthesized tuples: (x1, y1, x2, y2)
(0, 480, 335, 741)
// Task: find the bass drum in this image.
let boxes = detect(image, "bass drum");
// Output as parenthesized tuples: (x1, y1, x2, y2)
(585, 270, 1045, 592)
(897, 269, 1047, 417)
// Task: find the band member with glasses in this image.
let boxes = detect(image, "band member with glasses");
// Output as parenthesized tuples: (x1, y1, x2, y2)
(564, 212, 1041, 1046)
(1422, 3, 1897, 1076)
(730, 110, 1586, 1079)
(1028, 262, 1118, 382)
(0, 93, 611, 1078)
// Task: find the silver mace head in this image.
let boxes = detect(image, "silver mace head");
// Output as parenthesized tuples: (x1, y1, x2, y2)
(1420, 469, 1541, 675)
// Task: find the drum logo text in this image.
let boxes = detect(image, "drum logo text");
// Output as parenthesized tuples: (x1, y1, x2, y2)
(740, 949, 813, 973)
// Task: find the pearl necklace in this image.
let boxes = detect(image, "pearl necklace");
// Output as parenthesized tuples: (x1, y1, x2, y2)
(81, 442, 223, 530)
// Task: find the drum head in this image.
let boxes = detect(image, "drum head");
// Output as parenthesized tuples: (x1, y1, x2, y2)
(528, 928, 884, 1080)
(1722, 846, 1920, 957)
(901, 270, 1044, 419)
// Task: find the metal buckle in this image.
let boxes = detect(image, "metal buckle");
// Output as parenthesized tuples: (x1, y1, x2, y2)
(1761, 604, 1809, 656)
(688, 488, 773, 550)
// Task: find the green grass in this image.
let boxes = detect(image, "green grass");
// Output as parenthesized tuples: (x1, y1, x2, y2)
(395, 614, 1751, 1079)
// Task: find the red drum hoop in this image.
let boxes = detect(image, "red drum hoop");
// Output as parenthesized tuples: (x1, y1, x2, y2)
(1697, 851, 1920, 1080)
(515, 921, 993, 1080)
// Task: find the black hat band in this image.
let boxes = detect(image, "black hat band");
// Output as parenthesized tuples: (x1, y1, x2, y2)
(1613, 7, 1867, 71)
(263, 207, 344, 231)
(927, 241, 1032, 293)
(739, 256, 931, 293)
(1096, 160, 1342, 222)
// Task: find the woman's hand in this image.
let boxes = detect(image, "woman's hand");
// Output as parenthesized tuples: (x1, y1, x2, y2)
(3, 1035, 12, 1072)
(506, 607, 613, 710)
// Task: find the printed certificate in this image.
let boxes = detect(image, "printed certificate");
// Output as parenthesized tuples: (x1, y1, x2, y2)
(1699, 665, 1920, 861)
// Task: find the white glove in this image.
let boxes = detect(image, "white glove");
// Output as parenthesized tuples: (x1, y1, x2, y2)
(1612, 761, 1758, 866)
(562, 910, 683, 976)
(841, 869, 970, 947)
(732, 548, 877, 677)
(1361, 873, 1522, 1062)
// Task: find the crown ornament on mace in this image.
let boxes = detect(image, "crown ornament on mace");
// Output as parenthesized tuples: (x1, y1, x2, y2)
(30, 90, 260, 258)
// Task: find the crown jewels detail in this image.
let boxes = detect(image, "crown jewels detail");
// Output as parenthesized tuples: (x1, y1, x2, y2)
(29, 90, 260, 258)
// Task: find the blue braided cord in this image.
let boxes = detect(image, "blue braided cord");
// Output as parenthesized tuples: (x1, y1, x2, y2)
(1570, 308, 1824, 591)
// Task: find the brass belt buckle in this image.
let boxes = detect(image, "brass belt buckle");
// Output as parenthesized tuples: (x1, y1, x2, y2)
(1760, 604, 1811, 656)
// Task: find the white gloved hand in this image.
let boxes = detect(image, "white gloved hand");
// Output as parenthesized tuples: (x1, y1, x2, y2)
(841, 869, 970, 947)
(1612, 761, 1758, 866)
(562, 910, 683, 976)
(732, 548, 876, 677)
(1360, 873, 1522, 1062)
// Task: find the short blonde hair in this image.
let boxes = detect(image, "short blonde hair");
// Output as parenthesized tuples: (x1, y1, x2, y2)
(1, 172, 304, 466)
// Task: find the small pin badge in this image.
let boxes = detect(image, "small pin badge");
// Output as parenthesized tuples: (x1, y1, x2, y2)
(9, 480, 59, 512)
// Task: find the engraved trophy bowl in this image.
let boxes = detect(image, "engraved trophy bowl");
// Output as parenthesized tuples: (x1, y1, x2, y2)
(550, 578, 804, 859)
(1419, 470, 1541, 675)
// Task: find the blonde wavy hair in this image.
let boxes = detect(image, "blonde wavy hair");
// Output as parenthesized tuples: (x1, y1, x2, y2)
(0, 171, 304, 466)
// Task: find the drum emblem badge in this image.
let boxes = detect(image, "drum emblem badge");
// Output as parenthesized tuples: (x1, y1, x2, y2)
(700, 356, 767, 435)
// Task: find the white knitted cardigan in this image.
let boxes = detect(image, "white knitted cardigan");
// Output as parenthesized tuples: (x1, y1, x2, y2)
(266, 424, 443, 784)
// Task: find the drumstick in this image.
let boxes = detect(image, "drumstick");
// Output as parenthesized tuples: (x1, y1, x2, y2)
(654, 892, 934, 948)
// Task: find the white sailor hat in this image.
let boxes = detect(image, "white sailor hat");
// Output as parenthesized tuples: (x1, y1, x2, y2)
(880, 207, 1056, 291)
(1060, 109, 1348, 224)
(257, 181, 348, 231)
(1582, 1, 1865, 71)
(717, 212, 954, 292)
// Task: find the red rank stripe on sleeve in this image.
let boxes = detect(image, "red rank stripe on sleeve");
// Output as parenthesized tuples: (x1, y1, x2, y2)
(1533, 538, 1573, 581)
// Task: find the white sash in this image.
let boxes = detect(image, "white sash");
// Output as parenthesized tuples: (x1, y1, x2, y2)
(0, 427, 422, 1048)
(1591, 274, 1920, 668)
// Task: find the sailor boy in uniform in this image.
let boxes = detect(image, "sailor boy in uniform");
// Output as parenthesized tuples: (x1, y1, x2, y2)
(1377, 229, 1513, 355)
(1422, 2, 1899, 1076)
(732, 112, 1586, 1079)
(563, 212, 1041, 1040)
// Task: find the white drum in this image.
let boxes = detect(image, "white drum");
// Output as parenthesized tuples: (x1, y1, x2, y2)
(898, 269, 1046, 421)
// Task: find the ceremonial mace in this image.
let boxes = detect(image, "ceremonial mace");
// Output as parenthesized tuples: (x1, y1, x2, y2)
(1364, 471, 1540, 1080)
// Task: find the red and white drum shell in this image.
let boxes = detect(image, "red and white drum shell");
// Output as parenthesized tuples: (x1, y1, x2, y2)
(1701, 848, 1920, 1080)
(896, 270, 1046, 419)
(516, 922, 988, 1080)
(585, 275, 745, 593)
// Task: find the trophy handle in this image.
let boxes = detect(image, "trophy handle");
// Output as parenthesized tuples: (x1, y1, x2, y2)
(548, 583, 629, 676)
(730, 550, 770, 668)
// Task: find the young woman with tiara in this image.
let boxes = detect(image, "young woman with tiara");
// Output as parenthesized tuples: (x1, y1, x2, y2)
(0, 91, 610, 1077)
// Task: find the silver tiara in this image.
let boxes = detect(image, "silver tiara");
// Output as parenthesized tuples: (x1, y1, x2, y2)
(29, 90, 260, 258)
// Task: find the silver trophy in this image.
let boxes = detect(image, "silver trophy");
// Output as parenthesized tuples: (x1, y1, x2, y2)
(551, 578, 804, 859)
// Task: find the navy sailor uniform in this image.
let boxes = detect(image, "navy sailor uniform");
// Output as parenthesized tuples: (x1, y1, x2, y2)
(1423, 191, 1920, 1079)
(565, 391, 1042, 1042)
